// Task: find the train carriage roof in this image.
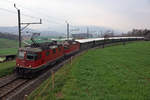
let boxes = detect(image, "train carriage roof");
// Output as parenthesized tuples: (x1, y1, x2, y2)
(75, 37, 144, 43)
(75, 38, 104, 43)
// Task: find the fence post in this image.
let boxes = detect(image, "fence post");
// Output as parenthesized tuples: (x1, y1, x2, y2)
(24, 95, 28, 100)
(51, 70, 55, 89)
(71, 56, 73, 65)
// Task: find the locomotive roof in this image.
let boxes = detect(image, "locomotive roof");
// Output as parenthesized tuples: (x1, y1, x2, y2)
(19, 47, 42, 52)
(25, 41, 63, 50)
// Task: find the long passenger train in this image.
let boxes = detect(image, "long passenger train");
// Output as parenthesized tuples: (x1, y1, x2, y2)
(15, 37, 144, 77)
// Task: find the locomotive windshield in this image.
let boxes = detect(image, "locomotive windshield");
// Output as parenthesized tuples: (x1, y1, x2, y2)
(26, 53, 38, 60)
(18, 51, 24, 59)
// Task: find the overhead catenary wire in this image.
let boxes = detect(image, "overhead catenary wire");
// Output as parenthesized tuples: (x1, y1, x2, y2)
(1, 0, 87, 30)
(0, 0, 64, 24)
(0, 8, 17, 14)
(1, 0, 66, 25)
(0, 1, 83, 41)
(0, 7, 65, 26)
(0, 1, 82, 33)
(0, 0, 80, 28)
(0, 7, 41, 20)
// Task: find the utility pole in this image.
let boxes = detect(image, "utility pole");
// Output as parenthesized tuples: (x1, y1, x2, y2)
(87, 27, 89, 38)
(14, 4, 42, 48)
(101, 31, 103, 38)
(14, 4, 21, 48)
(18, 9, 21, 48)
(66, 21, 70, 40)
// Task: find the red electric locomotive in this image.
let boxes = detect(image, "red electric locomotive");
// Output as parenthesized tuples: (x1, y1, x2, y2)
(15, 40, 80, 77)
(63, 40, 80, 56)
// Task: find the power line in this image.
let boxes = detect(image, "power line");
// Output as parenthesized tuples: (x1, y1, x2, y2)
(1, 0, 66, 24)
(0, 0, 74, 26)
(0, 1, 81, 30)
(0, 7, 41, 20)
(15, 5, 66, 22)
(20, 8, 65, 25)
(1, 0, 83, 28)
(0, 8, 17, 14)
(21, 13, 41, 20)
(0, 7, 66, 27)
(23, 7, 65, 21)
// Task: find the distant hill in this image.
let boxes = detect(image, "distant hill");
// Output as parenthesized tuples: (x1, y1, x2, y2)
(0, 26, 120, 37)
(0, 26, 65, 37)
(0, 26, 36, 34)
(0, 27, 18, 34)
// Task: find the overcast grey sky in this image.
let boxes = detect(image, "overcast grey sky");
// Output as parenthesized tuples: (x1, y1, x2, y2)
(0, 0, 150, 32)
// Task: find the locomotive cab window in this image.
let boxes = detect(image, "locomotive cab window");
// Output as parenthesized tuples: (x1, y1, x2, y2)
(26, 53, 38, 60)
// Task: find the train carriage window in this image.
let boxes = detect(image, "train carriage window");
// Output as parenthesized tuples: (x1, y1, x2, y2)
(53, 49, 56, 54)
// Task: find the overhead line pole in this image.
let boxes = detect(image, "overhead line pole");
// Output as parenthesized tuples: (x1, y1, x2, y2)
(18, 8, 21, 48)
(21, 19, 42, 25)
(14, 4, 42, 48)
(14, 4, 21, 48)
(87, 27, 89, 38)
(67, 23, 69, 40)
(21, 19, 42, 31)
(66, 21, 69, 40)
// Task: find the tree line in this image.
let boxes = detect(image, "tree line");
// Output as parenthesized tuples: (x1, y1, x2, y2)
(0, 32, 18, 40)
(123, 29, 150, 38)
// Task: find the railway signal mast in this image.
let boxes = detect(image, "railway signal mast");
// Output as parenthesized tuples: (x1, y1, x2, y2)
(14, 4, 42, 48)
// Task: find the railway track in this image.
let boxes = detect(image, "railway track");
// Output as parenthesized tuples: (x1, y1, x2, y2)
(0, 58, 69, 100)
(0, 74, 29, 100)
(0, 55, 78, 100)
(0, 74, 19, 88)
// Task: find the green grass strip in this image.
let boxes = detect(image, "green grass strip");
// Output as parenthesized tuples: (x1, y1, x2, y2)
(0, 61, 16, 77)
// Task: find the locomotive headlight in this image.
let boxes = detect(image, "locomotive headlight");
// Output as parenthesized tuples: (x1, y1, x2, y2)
(29, 65, 32, 68)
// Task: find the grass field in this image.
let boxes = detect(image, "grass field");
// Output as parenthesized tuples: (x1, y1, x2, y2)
(0, 38, 18, 56)
(28, 41, 150, 100)
(0, 38, 18, 48)
(0, 48, 17, 56)
(0, 61, 16, 77)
